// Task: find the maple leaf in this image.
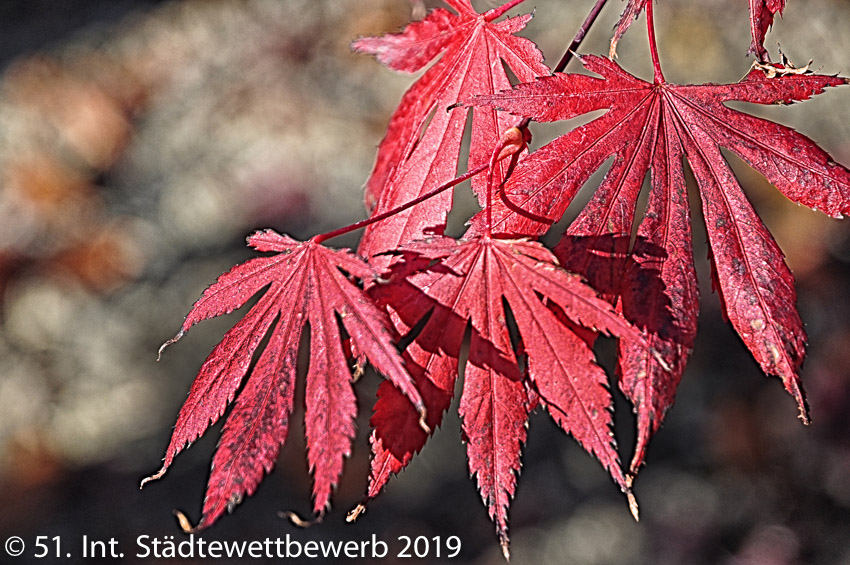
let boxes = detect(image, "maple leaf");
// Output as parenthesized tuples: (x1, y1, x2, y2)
(468, 54, 850, 471)
(353, 0, 549, 260)
(142, 230, 425, 529)
(360, 235, 642, 555)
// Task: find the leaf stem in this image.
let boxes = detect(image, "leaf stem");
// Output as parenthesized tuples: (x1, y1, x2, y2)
(498, 179, 555, 227)
(646, 1, 665, 84)
(553, 0, 609, 73)
(312, 163, 487, 245)
(485, 147, 498, 236)
(483, 127, 528, 236)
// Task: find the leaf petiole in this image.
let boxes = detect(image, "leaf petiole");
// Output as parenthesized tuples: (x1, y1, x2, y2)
(646, 1, 666, 83)
(312, 163, 487, 245)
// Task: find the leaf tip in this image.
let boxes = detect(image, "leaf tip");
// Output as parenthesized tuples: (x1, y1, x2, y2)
(346, 504, 366, 523)
(417, 406, 431, 434)
(500, 534, 511, 561)
(789, 380, 811, 425)
(627, 490, 640, 522)
(279, 510, 321, 528)
(625, 474, 639, 521)
(140, 466, 167, 489)
(173, 510, 196, 533)
(352, 360, 365, 382)
(798, 401, 812, 426)
(157, 329, 186, 361)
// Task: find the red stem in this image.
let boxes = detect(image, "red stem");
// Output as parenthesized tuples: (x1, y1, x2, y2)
(482, 128, 530, 235)
(484, 146, 500, 235)
(498, 177, 554, 227)
(553, 0, 608, 73)
(646, 1, 665, 84)
(312, 163, 487, 245)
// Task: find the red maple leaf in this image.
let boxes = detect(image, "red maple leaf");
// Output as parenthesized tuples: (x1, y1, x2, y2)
(353, 0, 548, 260)
(359, 235, 642, 556)
(142, 230, 424, 529)
(467, 54, 850, 472)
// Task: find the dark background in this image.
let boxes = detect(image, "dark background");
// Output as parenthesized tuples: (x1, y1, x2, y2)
(1, 1, 850, 563)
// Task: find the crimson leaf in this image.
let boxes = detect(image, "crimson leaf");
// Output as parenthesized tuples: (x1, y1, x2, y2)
(142, 231, 424, 528)
(362, 235, 642, 556)
(353, 0, 548, 260)
(468, 54, 850, 471)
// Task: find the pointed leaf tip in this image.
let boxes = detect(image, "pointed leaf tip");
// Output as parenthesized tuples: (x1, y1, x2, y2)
(173, 510, 195, 533)
(417, 407, 431, 434)
(500, 534, 511, 561)
(346, 504, 366, 523)
(797, 395, 812, 425)
(157, 329, 185, 361)
(625, 474, 639, 521)
(140, 466, 167, 489)
(279, 510, 320, 528)
(627, 490, 640, 522)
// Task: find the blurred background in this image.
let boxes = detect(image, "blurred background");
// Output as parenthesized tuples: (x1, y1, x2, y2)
(1, 1, 850, 563)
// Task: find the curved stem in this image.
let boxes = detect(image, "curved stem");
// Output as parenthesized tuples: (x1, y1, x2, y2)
(553, 0, 609, 73)
(483, 138, 508, 236)
(646, 1, 665, 84)
(498, 175, 554, 227)
(312, 163, 487, 245)
(483, 127, 530, 235)
(484, 149, 499, 236)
